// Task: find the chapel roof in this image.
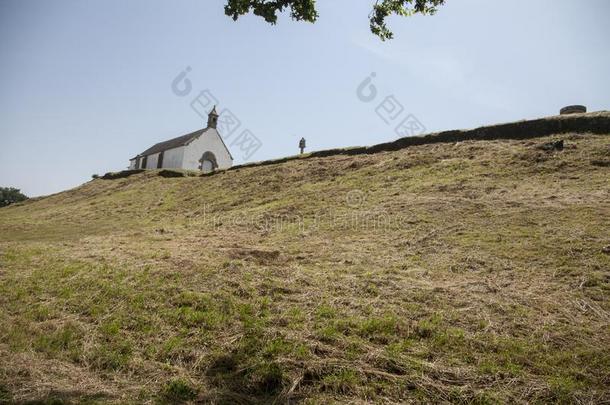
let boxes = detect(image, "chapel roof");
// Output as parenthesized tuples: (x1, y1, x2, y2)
(138, 128, 208, 156)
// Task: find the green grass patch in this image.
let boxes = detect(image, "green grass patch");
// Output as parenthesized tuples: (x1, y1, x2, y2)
(160, 378, 197, 402)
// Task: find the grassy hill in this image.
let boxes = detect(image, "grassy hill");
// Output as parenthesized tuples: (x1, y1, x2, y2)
(1, 115, 609, 404)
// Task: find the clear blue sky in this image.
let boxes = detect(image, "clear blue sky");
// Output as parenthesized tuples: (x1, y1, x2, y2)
(1, 0, 608, 197)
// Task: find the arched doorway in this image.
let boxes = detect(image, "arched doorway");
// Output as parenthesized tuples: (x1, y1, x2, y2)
(198, 151, 218, 173)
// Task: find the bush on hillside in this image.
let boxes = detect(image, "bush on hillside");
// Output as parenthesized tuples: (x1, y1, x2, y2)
(101, 170, 145, 180)
(158, 169, 185, 178)
(0, 187, 28, 207)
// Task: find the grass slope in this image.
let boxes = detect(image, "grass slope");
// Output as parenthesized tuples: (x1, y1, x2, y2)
(0, 131, 609, 404)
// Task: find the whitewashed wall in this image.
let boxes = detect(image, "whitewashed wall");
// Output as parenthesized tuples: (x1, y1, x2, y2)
(145, 153, 159, 169)
(182, 129, 233, 171)
(131, 146, 184, 170)
(161, 146, 185, 169)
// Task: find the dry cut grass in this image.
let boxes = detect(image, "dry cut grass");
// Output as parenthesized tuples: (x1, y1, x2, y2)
(0, 132, 609, 404)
